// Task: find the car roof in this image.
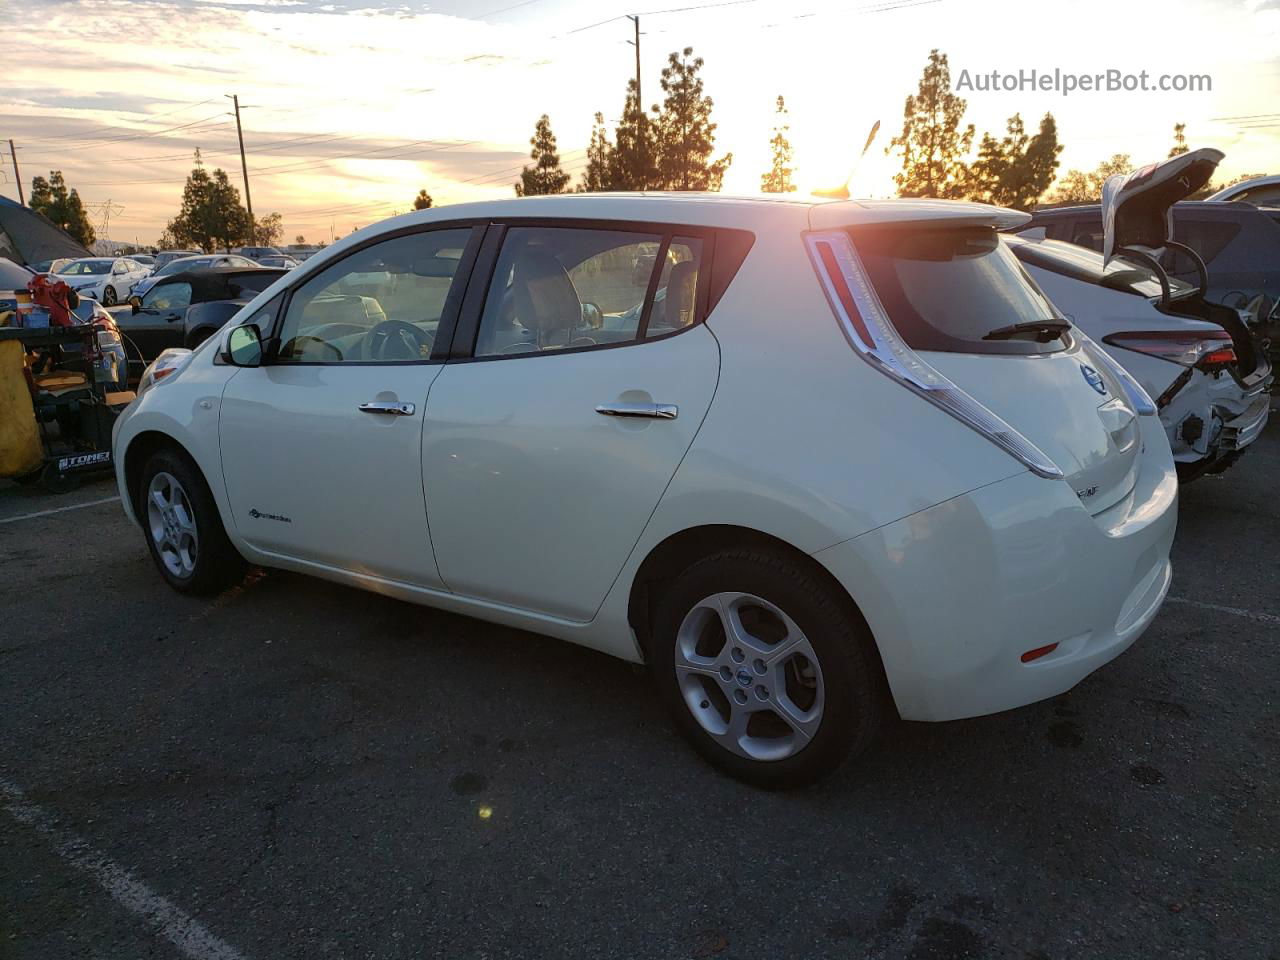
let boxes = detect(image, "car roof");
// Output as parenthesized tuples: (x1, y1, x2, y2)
(306, 193, 1029, 266)
(155, 266, 287, 300)
(1207, 174, 1280, 200)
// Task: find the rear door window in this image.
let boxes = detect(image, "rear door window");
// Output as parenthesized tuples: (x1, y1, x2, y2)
(851, 227, 1066, 355)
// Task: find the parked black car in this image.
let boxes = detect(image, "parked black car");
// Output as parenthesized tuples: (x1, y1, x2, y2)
(120, 266, 285, 364)
(1014, 201, 1280, 330)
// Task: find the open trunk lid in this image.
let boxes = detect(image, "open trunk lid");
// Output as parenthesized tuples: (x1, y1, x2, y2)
(1101, 148, 1223, 264)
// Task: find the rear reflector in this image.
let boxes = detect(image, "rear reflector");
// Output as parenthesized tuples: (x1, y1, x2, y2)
(1020, 643, 1060, 663)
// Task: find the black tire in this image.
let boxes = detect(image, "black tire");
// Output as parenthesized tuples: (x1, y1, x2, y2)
(102, 285, 118, 307)
(39, 462, 78, 494)
(138, 447, 245, 595)
(649, 548, 885, 788)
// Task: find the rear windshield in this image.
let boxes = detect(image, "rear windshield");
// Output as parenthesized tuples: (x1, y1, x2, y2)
(850, 227, 1066, 355)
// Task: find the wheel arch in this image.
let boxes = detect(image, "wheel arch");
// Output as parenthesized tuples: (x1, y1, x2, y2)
(625, 524, 891, 707)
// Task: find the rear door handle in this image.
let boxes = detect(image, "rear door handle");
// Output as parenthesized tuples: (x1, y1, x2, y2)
(595, 402, 678, 420)
(359, 401, 415, 416)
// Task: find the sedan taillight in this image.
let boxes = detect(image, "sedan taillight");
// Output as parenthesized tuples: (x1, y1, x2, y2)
(1103, 330, 1236, 369)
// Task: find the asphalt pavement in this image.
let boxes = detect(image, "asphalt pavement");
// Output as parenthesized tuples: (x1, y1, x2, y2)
(1, 423, 1277, 960)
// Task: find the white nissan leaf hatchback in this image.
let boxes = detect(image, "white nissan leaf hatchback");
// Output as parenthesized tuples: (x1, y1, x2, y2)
(113, 194, 1177, 786)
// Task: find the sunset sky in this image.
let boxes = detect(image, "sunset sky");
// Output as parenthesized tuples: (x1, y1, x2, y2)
(2, 0, 1277, 246)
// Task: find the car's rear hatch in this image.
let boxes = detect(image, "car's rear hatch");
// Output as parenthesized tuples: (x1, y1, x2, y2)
(1100, 147, 1268, 380)
(808, 207, 1145, 516)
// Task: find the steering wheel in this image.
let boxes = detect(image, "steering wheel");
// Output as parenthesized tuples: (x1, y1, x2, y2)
(364, 319, 434, 360)
(282, 336, 343, 362)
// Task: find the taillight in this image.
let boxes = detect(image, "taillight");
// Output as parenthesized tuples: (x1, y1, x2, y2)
(1103, 330, 1236, 369)
(805, 230, 1063, 479)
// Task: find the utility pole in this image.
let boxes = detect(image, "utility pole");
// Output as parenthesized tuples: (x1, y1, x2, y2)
(226, 94, 255, 244)
(8, 139, 24, 205)
(626, 15, 645, 190)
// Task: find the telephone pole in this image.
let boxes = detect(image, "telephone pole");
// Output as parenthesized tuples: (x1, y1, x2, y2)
(8, 139, 23, 205)
(226, 94, 255, 244)
(626, 15, 646, 190)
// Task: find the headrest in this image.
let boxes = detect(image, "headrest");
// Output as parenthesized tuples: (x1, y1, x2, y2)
(512, 250, 581, 335)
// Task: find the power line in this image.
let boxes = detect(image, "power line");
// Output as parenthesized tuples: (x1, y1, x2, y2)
(16, 97, 221, 144)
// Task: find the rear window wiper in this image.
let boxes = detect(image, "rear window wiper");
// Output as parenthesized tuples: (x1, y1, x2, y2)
(983, 319, 1071, 342)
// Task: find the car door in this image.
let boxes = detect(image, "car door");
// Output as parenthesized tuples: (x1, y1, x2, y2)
(217, 225, 481, 587)
(118, 279, 193, 360)
(421, 222, 722, 621)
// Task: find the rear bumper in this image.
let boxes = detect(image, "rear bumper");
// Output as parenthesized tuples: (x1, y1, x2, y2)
(1219, 392, 1271, 452)
(814, 415, 1177, 722)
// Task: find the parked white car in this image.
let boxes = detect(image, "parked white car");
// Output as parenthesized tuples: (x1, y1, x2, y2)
(113, 193, 1176, 786)
(1010, 149, 1272, 479)
(55, 257, 150, 306)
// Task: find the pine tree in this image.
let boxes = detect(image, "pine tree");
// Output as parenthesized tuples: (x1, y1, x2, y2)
(580, 113, 615, 192)
(413, 189, 433, 210)
(760, 95, 796, 193)
(163, 150, 251, 252)
(966, 113, 1062, 210)
(610, 80, 655, 191)
(888, 49, 974, 199)
(515, 115, 570, 197)
(28, 170, 96, 247)
(1169, 123, 1189, 158)
(652, 47, 732, 191)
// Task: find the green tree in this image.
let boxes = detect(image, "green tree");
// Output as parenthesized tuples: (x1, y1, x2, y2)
(515, 115, 570, 197)
(760, 95, 796, 193)
(1169, 122, 1189, 158)
(163, 150, 251, 252)
(29, 170, 96, 247)
(294, 234, 306, 245)
(579, 112, 616, 192)
(413, 189, 433, 210)
(888, 49, 974, 199)
(1048, 153, 1132, 205)
(609, 80, 655, 191)
(966, 113, 1062, 210)
(651, 47, 732, 191)
(256, 211, 283, 247)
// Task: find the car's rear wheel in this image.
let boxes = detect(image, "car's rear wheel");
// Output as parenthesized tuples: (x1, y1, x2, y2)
(102, 285, 117, 306)
(139, 448, 245, 594)
(650, 548, 884, 788)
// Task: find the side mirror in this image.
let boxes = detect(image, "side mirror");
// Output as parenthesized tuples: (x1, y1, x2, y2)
(129, 295, 142, 315)
(225, 323, 263, 367)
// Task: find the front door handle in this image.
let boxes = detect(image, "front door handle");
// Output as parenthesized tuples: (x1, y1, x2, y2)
(595, 402, 678, 420)
(359, 401, 415, 416)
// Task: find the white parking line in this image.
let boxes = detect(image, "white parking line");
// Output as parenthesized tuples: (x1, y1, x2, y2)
(0, 777, 248, 960)
(1166, 595, 1280, 625)
(0, 496, 120, 525)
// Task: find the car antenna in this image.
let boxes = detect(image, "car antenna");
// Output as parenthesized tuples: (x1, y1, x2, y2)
(812, 120, 880, 201)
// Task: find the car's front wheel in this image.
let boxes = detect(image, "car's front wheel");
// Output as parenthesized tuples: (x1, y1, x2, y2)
(650, 548, 885, 788)
(102, 285, 117, 306)
(139, 448, 245, 594)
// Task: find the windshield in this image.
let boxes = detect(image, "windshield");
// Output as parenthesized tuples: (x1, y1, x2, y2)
(58, 260, 112, 276)
(850, 227, 1066, 355)
(1007, 237, 1194, 300)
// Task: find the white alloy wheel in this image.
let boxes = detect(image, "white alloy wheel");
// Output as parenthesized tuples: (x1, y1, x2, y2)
(147, 471, 199, 579)
(674, 591, 825, 762)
